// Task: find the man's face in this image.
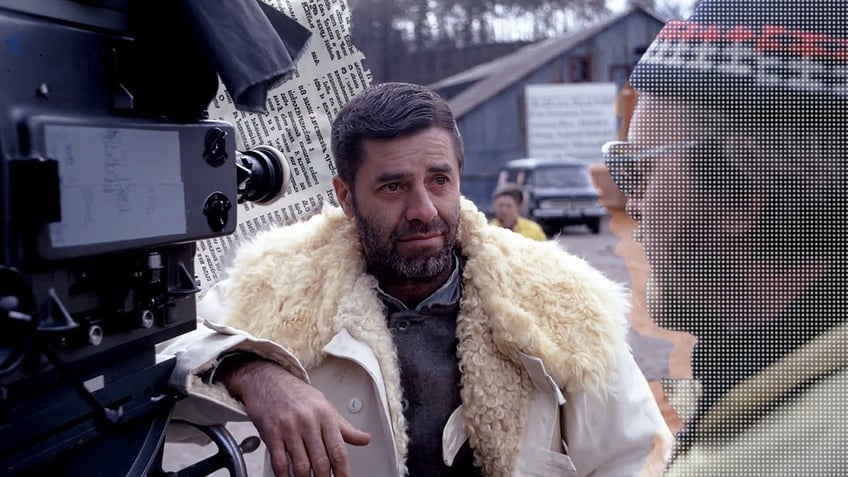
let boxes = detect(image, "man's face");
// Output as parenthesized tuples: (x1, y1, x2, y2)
(493, 194, 520, 228)
(627, 96, 744, 335)
(333, 126, 461, 280)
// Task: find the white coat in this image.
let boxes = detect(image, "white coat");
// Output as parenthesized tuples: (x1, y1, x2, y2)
(164, 198, 673, 476)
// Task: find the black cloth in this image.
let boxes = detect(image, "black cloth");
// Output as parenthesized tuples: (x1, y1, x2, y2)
(181, 0, 311, 112)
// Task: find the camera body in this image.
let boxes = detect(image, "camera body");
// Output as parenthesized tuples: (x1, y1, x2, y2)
(0, 2, 263, 475)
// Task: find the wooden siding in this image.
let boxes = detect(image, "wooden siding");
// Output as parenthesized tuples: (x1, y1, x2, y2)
(457, 11, 663, 212)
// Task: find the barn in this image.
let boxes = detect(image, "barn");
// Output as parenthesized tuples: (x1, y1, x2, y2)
(429, 7, 665, 211)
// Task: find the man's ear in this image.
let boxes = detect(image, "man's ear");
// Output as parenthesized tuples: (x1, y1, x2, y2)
(332, 176, 355, 218)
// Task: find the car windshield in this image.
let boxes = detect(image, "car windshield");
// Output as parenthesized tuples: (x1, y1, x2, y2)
(525, 166, 589, 189)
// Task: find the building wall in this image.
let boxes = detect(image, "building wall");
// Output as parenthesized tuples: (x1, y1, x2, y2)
(399, 42, 533, 86)
(457, 12, 663, 212)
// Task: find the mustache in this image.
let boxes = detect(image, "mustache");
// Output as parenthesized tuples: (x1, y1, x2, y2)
(392, 218, 449, 238)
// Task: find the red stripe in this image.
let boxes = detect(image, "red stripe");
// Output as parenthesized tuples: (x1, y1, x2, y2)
(654, 20, 848, 62)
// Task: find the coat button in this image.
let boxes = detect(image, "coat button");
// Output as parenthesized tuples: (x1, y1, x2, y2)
(401, 398, 409, 412)
(396, 319, 409, 331)
(348, 397, 363, 414)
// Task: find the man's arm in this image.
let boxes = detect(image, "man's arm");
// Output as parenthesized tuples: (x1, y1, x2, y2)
(160, 281, 370, 477)
(214, 358, 371, 477)
(525, 220, 547, 241)
(160, 281, 309, 423)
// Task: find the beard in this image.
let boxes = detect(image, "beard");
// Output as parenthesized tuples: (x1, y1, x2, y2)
(353, 206, 460, 280)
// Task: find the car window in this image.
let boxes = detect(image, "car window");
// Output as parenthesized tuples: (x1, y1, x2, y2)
(525, 166, 589, 188)
(503, 168, 523, 183)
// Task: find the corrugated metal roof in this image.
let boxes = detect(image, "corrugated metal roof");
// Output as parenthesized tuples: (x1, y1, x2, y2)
(431, 7, 664, 118)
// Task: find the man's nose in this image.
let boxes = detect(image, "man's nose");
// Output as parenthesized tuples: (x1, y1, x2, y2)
(405, 186, 438, 223)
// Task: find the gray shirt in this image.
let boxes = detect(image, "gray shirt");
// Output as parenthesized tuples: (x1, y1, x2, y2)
(376, 255, 480, 476)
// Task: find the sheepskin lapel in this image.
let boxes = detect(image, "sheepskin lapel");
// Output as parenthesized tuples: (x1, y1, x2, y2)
(223, 207, 410, 472)
(334, 274, 410, 474)
(455, 283, 533, 476)
(454, 198, 629, 475)
(223, 198, 629, 477)
(455, 197, 628, 398)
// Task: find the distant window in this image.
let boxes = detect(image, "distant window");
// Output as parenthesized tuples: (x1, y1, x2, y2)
(568, 56, 592, 82)
(501, 168, 526, 185)
(526, 166, 590, 189)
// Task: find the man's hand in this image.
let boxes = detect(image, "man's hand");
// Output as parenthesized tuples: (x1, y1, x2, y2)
(218, 359, 372, 477)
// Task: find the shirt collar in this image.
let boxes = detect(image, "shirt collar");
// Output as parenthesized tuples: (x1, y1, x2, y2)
(376, 252, 463, 313)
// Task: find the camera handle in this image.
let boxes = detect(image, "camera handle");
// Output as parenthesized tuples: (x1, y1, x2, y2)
(151, 420, 261, 477)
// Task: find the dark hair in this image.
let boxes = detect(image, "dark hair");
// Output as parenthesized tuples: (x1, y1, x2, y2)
(330, 82, 464, 184)
(492, 182, 524, 206)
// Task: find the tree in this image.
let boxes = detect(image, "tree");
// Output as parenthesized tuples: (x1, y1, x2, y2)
(349, 0, 614, 82)
(349, 0, 405, 80)
(643, 0, 700, 19)
(351, 0, 612, 52)
(627, 0, 655, 11)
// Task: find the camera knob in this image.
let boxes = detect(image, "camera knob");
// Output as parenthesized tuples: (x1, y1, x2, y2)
(202, 192, 232, 232)
(204, 127, 229, 167)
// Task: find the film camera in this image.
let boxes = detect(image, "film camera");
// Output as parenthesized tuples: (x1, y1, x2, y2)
(0, 1, 306, 475)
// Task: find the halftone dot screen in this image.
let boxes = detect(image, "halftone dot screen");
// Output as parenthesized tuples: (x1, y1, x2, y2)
(628, 0, 848, 475)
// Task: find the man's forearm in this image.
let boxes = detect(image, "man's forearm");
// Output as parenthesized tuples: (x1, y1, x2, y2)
(214, 354, 293, 402)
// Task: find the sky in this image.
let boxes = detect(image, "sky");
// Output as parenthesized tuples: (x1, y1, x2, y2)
(486, 0, 698, 42)
(609, 0, 699, 16)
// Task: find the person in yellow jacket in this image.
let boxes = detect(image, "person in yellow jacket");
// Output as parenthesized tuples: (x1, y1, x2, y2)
(489, 182, 547, 241)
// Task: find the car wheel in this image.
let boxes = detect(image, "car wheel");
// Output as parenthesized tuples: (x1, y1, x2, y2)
(587, 218, 601, 234)
(542, 223, 561, 237)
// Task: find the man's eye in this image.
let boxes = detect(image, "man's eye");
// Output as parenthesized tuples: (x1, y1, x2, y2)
(434, 175, 449, 185)
(382, 183, 400, 192)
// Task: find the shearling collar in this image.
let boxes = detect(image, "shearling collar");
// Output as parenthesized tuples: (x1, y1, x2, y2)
(223, 198, 629, 476)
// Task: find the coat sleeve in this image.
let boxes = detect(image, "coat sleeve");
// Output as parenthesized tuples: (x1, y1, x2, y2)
(158, 281, 309, 434)
(563, 348, 674, 477)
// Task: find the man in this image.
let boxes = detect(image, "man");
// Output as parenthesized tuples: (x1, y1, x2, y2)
(489, 182, 546, 241)
(603, 1, 848, 475)
(169, 82, 671, 477)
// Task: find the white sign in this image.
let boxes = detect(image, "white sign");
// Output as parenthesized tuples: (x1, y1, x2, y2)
(525, 83, 617, 162)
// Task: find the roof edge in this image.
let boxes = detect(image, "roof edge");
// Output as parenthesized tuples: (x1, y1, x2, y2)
(449, 7, 663, 118)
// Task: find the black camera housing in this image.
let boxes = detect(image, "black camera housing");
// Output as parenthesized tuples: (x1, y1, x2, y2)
(0, 2, 258, 475)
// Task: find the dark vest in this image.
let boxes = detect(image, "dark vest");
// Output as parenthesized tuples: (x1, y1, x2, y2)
(378, 257, 481, 477)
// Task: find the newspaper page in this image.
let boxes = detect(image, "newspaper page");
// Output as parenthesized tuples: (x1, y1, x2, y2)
(194, 0, 371, 296)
